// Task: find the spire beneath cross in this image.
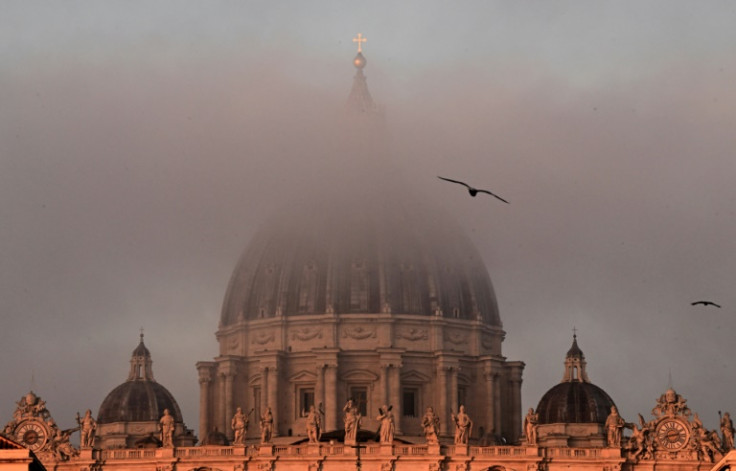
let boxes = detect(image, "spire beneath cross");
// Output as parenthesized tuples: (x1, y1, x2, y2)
(572, 326, 577, 338)
(353, 33, 366, 53)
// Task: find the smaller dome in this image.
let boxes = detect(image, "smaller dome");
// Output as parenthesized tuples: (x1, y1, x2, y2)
(536, 333, 617, 424)
(536, 381, 616, 424)
(97, 381, 183, 424)
(98, 334, 183, 424)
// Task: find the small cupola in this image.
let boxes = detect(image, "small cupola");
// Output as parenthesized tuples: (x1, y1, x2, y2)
(128, 332, 154, 381)
(562, 333, 590, 383)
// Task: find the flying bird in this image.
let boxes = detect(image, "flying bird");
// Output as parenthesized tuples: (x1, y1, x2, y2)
(437, 176, 509, 204)
(691, 301, 721, 308)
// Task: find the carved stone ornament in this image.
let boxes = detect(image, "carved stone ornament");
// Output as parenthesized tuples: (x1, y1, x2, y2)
(396, 328, 428, 341)
(131, 424, 147, 434)
(291, 327, 323, 341)
(252, 331, 275, 345)
(229, 337, 240, 352)
(444, 331, 468, 345)
(651, 388, 691, 419)
(481, 337, 494, 349)
(342, 326, 376, 340)
(257, 462, 274, 471)
(4, 391, 79, 459)
(625, 389, 726, 464)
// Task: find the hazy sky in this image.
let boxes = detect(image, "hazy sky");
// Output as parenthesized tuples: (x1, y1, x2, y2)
(2, 1, 736, 437)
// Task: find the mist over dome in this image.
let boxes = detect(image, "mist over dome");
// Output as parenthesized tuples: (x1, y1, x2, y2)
(220, 191, 502, 326)
(197, 46, 524, 445)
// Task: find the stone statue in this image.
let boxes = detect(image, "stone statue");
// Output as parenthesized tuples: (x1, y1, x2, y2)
(77, 409, 97, 448)
(52, 428, 78, 461)
(159, 409, 175, 447)
(376, 405, 395, 444)
(524, 408, 539, 445)
(721, 411, 735, 451)
(421, 407, 440, 445)
(692, 421, 721, 462)
(260, 406, 274, 443)
(306, 405, 321, 444)
(605, 406, 625, 447)
(343, 399, 361, 446)
(231, 407, 249, 445)
(452, 405, 473, 445)
(626, 414, 650, 462)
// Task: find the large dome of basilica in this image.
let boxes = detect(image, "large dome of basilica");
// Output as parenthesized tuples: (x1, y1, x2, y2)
(197, 50, 524, 444)
(220, 194, 502, 327)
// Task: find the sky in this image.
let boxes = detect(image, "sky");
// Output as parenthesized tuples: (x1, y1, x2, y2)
(2, 1, 736, 438)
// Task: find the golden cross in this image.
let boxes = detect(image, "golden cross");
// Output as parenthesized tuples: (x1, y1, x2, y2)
(353, 33, 366, 53)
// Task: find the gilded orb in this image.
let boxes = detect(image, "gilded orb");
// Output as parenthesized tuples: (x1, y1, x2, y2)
(353, 52, 366, 69)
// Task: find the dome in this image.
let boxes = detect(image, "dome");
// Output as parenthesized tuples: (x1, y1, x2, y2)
(535, 334, 617, 425)
(535, 381, 616, 424)
(220, 194, 501, 327)
(98, 334, 183, 424)
(97, 380, 183, 424)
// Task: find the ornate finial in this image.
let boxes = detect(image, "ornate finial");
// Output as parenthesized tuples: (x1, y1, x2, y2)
(352, 33, 366, 53)
(572, 326, 577, 339)
(140, 327, 144, 343)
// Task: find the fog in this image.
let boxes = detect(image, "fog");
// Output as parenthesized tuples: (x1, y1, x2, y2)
(2, 1, 736, 437)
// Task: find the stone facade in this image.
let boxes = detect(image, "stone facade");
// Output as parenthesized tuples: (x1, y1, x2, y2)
(198, 312, 523, 445)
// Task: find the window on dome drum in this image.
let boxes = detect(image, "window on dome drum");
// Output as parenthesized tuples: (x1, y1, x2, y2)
(349, 386, 368, 416)
(349, 262, 369, 311)
(402, 388, 418, 417)
(298, 387, 315, 417)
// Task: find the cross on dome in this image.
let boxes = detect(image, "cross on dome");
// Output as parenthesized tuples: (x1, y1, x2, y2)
(353, 33, 366, 53)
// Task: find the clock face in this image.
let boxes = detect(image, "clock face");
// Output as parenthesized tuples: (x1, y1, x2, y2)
(15, 420, 49, 451)
(656, 419, 689, 451)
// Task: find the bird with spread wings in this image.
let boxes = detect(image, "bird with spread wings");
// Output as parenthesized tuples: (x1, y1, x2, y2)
(437, 176, 509, 204)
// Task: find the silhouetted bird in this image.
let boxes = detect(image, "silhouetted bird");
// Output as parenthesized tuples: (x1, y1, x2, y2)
(437, 176, 509, 204)
(691, 301, 721, 308)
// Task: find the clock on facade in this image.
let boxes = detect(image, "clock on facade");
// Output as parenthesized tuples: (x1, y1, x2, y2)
(14, 419, 50, 452)
(655, 418, 690, 451)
